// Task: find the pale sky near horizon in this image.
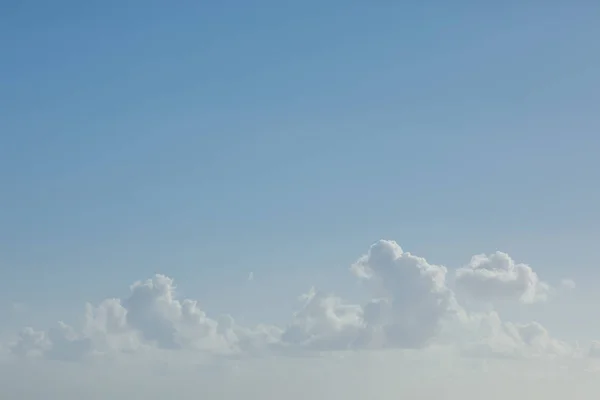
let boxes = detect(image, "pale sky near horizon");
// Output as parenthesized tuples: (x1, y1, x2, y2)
(1, 1, 600, 398)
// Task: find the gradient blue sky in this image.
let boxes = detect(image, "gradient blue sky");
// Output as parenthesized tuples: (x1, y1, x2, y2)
(1, 2, 599, 339)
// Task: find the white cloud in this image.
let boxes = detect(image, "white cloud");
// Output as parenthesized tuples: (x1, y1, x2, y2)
(455, 251, 553, 304)
(4, 238, 598, 399)
(458, 311, 573, 359)
(350, 240, 457, 349)
(11, 323, 93, 362)
(85, 275, 280, 357)
(280, 287, 364, 351)
(10, 327, 51, 358)
(3, 240, 582, 368)
(119, 274, 233, 352)
(45, 322, 93, 362)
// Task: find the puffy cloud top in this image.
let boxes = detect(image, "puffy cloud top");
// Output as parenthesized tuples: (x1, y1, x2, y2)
(455, 251, 551, 304)
(351, 240, 456, 348)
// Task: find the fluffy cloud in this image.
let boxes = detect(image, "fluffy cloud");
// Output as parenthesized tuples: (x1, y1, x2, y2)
(350, 240, 457, 348)
(12, 275, 278, 361)
(279, 240, 462, 352)
(280, 288, 364, 351)
(10, 323, 91, 362)
(6, 240, 577, 364)
(118, 275, 236, 352)
(458, 311, 572, 359)
(455, 251, 553, 304)
(11, 328, 51, 358)
(44, 322, 93, 361)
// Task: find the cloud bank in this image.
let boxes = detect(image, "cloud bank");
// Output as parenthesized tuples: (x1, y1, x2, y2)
(5, 240, 590, 365)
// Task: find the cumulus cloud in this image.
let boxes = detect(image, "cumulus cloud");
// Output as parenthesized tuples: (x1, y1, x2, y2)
(458, 311, 572, 359)
(11, 323, 92, 362)
(86, 275, 279, 356)
(455, 251, 553, 304)
(280, 288, 364, 351)
(44, 322, 93, 361)
(10, 328, 51, 358)
(13, 275, 279, 362)
(4, 240, 576, 364)
(280, 240, 467, 352)
(350, 240, 457, 349)
(83, 298, 139, 354)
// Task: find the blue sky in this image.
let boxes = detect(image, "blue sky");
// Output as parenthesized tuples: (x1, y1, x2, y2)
(1, 1, 600, 345)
